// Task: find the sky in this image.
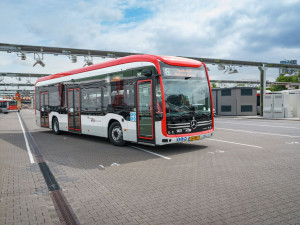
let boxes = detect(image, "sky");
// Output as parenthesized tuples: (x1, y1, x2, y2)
(0, 0, 300, 86)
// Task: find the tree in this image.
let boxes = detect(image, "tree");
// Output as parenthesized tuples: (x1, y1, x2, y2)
(269, 71, 300, 91)
(235, 83, 245, 87)
(211, 83, 218, 88)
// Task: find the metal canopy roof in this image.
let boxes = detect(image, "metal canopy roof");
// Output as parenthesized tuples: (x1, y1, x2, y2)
(186, 56, 300, 69)
(1, 43, 300, 69)
(0, 72, 47, 77)
(0, 83, 34, 87)
(211, 80, 300, 85)
(0, 43, 139, 58)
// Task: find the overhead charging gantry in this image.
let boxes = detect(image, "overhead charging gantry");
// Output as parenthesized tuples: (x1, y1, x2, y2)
(1, 43, 300, 115)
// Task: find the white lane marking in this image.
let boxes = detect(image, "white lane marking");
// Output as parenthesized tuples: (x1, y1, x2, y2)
(285, 141, 299, 145)
(217, 128, 300, 138)
(206, 138, 262, 148)
(130, 145, 171, 160)
(215, 150, 225, 153)
(99, 165, 105, 170)
(17, 112, 35, 164)
(215, 119, 299, 126)
(216, 121, 300, 130)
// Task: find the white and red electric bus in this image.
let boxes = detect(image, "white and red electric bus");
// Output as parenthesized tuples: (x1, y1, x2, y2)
(0, 98, 8, 114)
(0, 99, 19, 113)
(35, 55, 214, 146)
(7, 99, 18, 111)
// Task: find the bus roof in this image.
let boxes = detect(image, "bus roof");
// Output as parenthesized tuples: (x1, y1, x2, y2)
(36, 54, 203, 85)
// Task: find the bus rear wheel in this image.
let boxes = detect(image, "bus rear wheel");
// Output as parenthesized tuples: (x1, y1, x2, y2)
(108, 121, 125, 146)
(52, 117, 60, 135)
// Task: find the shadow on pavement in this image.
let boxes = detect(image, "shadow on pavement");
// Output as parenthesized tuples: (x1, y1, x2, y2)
(28, 129, 208, 170)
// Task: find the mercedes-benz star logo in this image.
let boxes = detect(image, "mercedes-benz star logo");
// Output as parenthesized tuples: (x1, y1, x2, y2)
(191, 119, 197, 130)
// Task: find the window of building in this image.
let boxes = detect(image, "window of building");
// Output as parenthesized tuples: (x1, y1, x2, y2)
(241, 89, 252, 96)
(241, 105, 253, 112)
(221, 89, 231, 96)
(221, 105, 231, 112)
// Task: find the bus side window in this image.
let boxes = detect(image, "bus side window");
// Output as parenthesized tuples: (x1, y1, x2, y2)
(124, 83, 134, 106)
(82, 88, 101, 113)
(102, 85, 109, 113)
(49, 88, 60, 109)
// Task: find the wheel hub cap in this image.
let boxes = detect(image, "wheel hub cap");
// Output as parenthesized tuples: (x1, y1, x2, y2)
(112, 126, 122, 142)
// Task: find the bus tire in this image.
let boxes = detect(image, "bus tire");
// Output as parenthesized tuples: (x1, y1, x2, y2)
(108, 121, 125, 146)
(52, 117, 60, 135)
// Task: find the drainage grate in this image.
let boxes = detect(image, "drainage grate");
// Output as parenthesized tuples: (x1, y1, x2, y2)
(19, 113, 80, 225)
(38, 162, 60, 191)
(50, 190, 81, 225)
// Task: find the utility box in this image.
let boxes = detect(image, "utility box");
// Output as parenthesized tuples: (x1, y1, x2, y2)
(263, 95, 273, 118)
(286, 94, 300, 118)
(263, 94, 284, 118)
(263, 93, 300, 118)
(273, 95, 284, 118)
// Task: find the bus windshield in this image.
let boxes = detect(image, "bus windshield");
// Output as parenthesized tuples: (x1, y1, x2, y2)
(9, 101, 17, 106)
(161, 65, 211, 117)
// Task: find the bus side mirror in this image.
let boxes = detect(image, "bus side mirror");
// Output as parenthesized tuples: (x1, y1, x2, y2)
(142, 69, 152, 77)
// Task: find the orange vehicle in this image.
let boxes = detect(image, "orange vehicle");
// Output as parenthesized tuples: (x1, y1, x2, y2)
(14, 93, 21, 111)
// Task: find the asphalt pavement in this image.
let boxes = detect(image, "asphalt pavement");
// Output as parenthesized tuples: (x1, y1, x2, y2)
(0, 110, 299, 225)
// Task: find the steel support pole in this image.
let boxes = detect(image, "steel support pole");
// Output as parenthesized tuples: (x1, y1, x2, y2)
(258, 66, 267, 116)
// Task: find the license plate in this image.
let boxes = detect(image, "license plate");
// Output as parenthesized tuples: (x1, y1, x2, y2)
(189, 136, 200, 141)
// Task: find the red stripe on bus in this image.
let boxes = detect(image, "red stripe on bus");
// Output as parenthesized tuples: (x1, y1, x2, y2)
(35, 55, 202, 85)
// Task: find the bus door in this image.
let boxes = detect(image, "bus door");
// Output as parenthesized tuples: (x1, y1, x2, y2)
(136, 79, 155, 144)
(68, 88, 81, 132)
(40, 92, 49, 127)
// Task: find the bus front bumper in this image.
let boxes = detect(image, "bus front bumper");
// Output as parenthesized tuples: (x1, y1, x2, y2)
(157, 132, 213, 145)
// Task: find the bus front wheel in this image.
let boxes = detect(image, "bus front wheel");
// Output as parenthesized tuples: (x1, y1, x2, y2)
(108, 121, 125, 146)
(52, 117, 60, 135)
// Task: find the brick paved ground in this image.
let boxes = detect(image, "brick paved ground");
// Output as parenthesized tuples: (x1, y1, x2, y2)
(0, 112, 60, 225)
(1, 110, 300, 225)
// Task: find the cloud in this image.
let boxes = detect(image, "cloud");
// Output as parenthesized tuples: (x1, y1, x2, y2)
(0, 0, 299, 82)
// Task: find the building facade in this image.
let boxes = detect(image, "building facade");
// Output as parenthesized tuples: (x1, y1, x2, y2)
(212, 87, 257, 116)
